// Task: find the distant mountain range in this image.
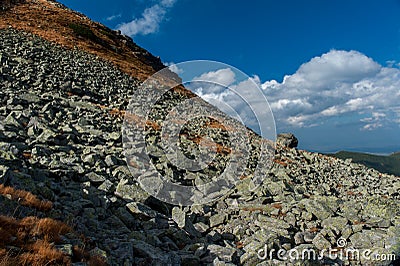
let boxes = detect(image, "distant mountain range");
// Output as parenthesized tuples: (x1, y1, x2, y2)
(329, 151, 400, 176)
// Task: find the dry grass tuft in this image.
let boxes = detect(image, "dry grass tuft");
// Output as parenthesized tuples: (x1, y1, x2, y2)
(0, 214, 107, 265)
(0, 216, 72, 265)
(72, 246, 108, 266)
(32, 217, 72, 242)
(19, 240, 70, 266)
(0, 184, 53, 211)
(273, 159, 288, 167)
(88, 255, 108, 266)
(0, 216, 72, 247)
(0, 186, 109, 265)
(0, 0, 25, 10)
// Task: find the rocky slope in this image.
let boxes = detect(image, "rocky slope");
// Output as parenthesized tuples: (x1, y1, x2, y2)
(0, 0, 175, 81)
(329, 151, 400, 177)
(1, 1, 400, 266)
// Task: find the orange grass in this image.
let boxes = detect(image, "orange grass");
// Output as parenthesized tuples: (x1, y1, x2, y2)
(18, 240, 70, 266)
(0, 216, 72, 265)
(0, 186, 108, 265)
(0, 184, 53, 211)
(0, 216, 72, 247)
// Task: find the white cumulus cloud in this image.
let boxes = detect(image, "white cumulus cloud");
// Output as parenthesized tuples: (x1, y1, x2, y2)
(106, 14, 122, 21)
(165, 62, 184, 75)
(116, 0, 176, 37)
(190, 68, 237, 95)
(188, 50, 400, 141)
(187, 68, 275, 138)
(261, 50, 400, 130)
(193, 68, 236, 87)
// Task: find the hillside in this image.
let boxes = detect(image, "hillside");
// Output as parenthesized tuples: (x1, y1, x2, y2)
(330, 151, 400, 177)
(0, 0, 181, 82)
(391, 152, 400, 159)
(0, 0, 399, 265)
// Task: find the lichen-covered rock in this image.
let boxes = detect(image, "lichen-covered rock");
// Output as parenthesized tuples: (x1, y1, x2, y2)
(277, 133, 298, 148)
(172, 207, 186, 228)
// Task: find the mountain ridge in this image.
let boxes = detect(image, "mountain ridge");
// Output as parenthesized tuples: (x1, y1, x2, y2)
(329, 150, 400, 177)
(0, 0, 178, 82)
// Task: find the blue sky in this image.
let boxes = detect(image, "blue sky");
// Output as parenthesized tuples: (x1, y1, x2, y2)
(59, 0, 400, 154)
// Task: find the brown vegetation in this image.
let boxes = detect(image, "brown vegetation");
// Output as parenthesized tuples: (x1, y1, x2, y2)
(273, 159, 288, 167)
(0, 184, 53, 212)
(0, 0, 201, 99)
(183, 135, 231, 155)
(0, 0, 25, 10)
(0, 0, 163, 81)
(235, 241, 244, 249)
(0, 216, 72, 265)
(0, 186, 107, 265)
(102, 103, 234, 155)
(308, 227, 319, 233)
(271, 203, 282, 209)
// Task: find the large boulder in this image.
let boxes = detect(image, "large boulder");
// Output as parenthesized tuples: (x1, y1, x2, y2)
(277, 133, 298, 148)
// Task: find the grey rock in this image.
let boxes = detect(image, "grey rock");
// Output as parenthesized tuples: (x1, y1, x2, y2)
(89, 247, 108, 262)
(312, 233, 331, 250)
(339, 200, 362, 222)
(210, 213, 228, 228)
(115, 179, 149, 202)
(126, 202, 159, 220)
(294, 232, 304, 244)
(37, 128, 57, 143)
(265, 180, 286, 196)
(207, 231, 222, 242)
(0, 165, 10, 181)
(256, 215, 290, 236)
(172, 207, 186, 228)
(86, 172, 106, 184)
(98, 180, 113, 192)
(207, 244, 237, 262)
(363, 196, 399, 222)
(194, 222, 209, 233)
(302, 197, 336, 221)
(56, 244, 73, 256)
(341, 225, 353, 239)
(180, 254, 201, 266)
(303, 231, 316, 243)
(108, 132, 121, 141)
(277, 133, 298, 148)
(105, 154, 118, 167)
(349, 230, 387, 249)
(4, 112, 22, 128)
(82, 154, 99, 166)
(321, 216, 348, 233)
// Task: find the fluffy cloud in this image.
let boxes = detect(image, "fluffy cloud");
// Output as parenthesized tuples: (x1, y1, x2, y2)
(188, 68, 237, 96)
(186, 68, 275, 138)
(116, 0, 176, 37)
(106, 14, 122, 21)
(165, 62, 184, 75)
(188, 50, 400, 140)
(261, 50, 400, 130)
(194, 68, 236, 87)
(275, 50, 381, 90)
(180, 51, 399, 152)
